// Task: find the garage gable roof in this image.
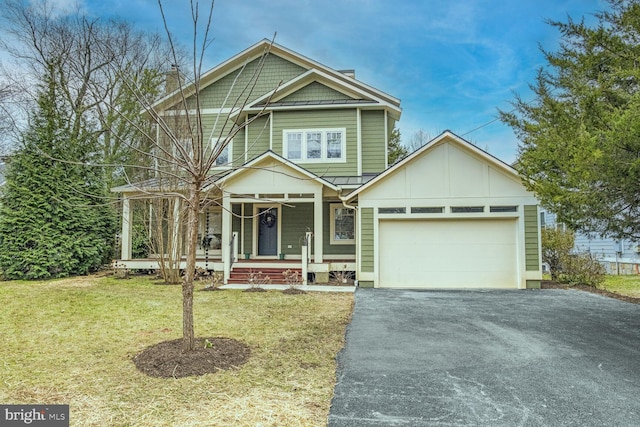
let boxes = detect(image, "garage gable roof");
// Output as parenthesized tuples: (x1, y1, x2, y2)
(344, 130, 521, 201)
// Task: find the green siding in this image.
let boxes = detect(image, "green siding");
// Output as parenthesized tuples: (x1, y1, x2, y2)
(361, 110, 386, 173)
(526, 280, 541, 289)
(232, 127, 245, 164)
(524, 205, 540, 271)
(281, 203, 314, 255)
(280, 82, 355, 103)
(272, 109, 358, 176)
(243, 203, 254, 255)
(323, 202, 356, 255)
(360, 208, 374, 272)
(246, 115, 271, 161)
(195, 54, 306, 108)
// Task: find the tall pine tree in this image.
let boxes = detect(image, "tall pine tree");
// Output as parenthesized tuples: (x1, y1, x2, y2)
(501, 0, 640, 239)
(0, 73, 115, 279)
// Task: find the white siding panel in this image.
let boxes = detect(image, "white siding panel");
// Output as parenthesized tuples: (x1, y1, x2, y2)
(447, 144, 488, 198)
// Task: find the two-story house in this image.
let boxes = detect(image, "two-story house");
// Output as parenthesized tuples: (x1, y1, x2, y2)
(113, 40, 542, 289)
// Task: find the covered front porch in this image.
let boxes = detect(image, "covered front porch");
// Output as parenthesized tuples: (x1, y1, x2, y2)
(115, 152, 356, 284)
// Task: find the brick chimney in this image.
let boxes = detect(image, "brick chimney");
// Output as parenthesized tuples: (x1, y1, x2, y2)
(165, 64, 180, 94)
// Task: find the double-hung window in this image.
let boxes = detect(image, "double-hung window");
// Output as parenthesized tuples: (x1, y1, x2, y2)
(283, 129, 346, 162)
(330, 203, 355, 245)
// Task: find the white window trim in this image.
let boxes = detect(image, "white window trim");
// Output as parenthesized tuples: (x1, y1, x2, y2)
(330, 203, 356, 245)
(211, 137, 233, 169)
(283, 128, 347, 163)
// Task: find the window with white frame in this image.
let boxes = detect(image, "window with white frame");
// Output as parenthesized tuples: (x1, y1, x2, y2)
(330, 203, 355, 244)
(211, 138, 232, 167)
(283, 129, 346, 162)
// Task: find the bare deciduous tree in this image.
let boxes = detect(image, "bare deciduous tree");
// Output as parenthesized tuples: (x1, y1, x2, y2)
(107, 1, 279, 351)
(404, 129, 431, 153)
(0, 0, 174, 184)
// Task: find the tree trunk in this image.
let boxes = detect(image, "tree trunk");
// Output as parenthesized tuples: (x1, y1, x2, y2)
(182, 186, 200, 351)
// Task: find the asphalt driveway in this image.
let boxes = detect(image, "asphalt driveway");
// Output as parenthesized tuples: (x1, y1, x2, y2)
(329, 288, 640, 426)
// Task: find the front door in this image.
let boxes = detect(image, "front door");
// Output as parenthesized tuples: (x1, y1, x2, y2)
(258, 207, 278, 256)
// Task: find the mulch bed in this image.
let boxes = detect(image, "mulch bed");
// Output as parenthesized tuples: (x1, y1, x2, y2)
(541, 280, 640, 305)
(133, 337, 251, 378)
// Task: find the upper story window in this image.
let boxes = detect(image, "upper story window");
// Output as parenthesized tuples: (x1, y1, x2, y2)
(283, 129, 346, 162)
(212, 138, 232, 168)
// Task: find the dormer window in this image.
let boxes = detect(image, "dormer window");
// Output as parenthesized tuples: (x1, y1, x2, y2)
(283, 129, 346, 162)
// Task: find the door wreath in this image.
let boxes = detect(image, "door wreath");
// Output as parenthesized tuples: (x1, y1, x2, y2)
(261, 211, 277, 228)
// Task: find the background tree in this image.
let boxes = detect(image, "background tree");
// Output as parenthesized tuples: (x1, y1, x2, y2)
(0, 75, 115, 279)
(501, 0, 640, 240)
(404, 128, 431, 153)
(387, 127, 407, 164)
(541, 227, 575, 280)
(0, 0, 172, 186)
(0, 1, 174, 277)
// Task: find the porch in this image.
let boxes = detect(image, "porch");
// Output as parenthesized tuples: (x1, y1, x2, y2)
(112, 257, 356, 285)
(114, 152, 357, 285)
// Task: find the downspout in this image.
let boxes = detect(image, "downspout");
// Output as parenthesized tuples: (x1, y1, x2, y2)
(338, 188, 359, 287)
(338, 188, 357, 210)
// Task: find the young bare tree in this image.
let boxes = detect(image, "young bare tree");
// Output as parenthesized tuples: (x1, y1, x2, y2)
(107, 1, 279, 351)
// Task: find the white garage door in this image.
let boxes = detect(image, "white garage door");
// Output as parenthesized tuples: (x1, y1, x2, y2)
(378, 219, 518, 288)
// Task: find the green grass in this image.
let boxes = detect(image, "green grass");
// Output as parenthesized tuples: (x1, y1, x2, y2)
(0, 275, 354, 426)
(600, 275, 640, 298)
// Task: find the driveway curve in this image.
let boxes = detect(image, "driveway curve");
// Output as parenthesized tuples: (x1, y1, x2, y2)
(329, 288, 640, 426)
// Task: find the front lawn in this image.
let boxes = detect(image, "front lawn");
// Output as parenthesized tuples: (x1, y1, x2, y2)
(0, 275, 354, 426)
(600, 275, 640, 299)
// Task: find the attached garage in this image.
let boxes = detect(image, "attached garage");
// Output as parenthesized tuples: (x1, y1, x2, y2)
(378, 218, 518, 288)
(346, 131, 542, 289)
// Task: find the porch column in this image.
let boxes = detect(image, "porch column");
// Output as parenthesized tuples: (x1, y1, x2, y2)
(314, 191, 323, 263)
(120, 195, 132, 260)
(222, 194, 232, 283)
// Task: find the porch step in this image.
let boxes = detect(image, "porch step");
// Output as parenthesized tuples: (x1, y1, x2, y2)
(228, 266, 303, 285)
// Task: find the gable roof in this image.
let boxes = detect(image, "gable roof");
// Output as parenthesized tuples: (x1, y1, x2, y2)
(153, 39, 401, 119)
(343, 130, 521, 201)
(204, 150, 340, 193)
(232, 67, 401, 120)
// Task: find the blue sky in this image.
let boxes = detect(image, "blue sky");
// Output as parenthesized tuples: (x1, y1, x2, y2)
(69, 0, 605, 162)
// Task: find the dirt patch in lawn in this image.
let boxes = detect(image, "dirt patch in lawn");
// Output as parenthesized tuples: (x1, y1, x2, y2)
(542, 280, 640, 305)
(133, 337, 250, 378)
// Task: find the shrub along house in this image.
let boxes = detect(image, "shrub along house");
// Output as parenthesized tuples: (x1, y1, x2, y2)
(112, 40, 542, 289)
